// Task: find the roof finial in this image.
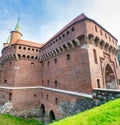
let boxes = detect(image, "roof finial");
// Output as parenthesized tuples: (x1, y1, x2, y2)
(14, 17, 20, 32)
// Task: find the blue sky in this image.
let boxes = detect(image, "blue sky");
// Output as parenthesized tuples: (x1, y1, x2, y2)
(0, 0, 120, 52)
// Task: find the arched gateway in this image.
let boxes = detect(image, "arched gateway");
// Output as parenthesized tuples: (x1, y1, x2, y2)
(40, 104, 45, 117)
(49, 110, 55, 122)
(105, 64, 117, 89)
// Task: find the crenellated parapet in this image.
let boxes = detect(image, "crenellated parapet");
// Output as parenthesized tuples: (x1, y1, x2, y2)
(40, 38, 80, 61)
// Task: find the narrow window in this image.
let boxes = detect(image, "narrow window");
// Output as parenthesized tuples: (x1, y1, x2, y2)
(9, 62, 12, 66)
(109, 36, 111, 41)
(42, 80, 44, 85)
(27, 55, 30, 59)
(55, 80, 57, 87)
(119, 60, 120, 66)
(112, 39, 114, 44)
(30, 62, 34, 67)
(34, 94, 36, 97)
(55, 98, 58, 104)
(48, 61, 50, 66)
(118, 79, 120, 86)
(28, 48, 30, 50)
(32, 48, 34, 51)
(46, 95, 48, 100)
(47, 80, 49, 86)
(66, 31, 69, 35)
(95, 26, 97, 32)
(4, 79, 7, 83)
(35, 56, 38, 60)
(36, 49, 38, 52)
(93, 49, 97, 64)
(97, 79, 100, 88)
(59, 36, 61, 40)
(71, 27, 75, 32)
(22, 55, 25, 58)
(9, 93, 12, 101)
(54, 58, 57, 64)
(31, 56, 34, 59)
(41, 93, 43, 98)
(100, 30, 102, 35)
(105, 33, 107, 39)
(19, 46, 21, 49)
(66, 54, 70, 61)
(23, 47, 26, 50)
(115, 58, 118, 68)
(62, 34, 65, 38)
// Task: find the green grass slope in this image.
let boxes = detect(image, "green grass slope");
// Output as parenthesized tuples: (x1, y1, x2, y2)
(0, 114, 43, 125)
(50, 98, 120, 125)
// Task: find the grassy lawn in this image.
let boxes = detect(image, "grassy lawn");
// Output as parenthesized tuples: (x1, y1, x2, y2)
(0, 114, 43, 125)
(49, 98, 120, 125)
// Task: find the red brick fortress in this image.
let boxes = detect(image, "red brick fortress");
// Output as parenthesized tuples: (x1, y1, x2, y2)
(0, 13, 120, 120)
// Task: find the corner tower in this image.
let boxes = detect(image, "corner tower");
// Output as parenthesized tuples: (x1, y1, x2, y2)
(10, 17, 22, 44)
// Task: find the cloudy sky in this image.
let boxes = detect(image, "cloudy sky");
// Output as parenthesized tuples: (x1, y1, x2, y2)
(0, 0, 120, 52)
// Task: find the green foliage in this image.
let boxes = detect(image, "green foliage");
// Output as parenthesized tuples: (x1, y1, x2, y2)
(50, 98, 120, 125)
(0, 114, 43, 125)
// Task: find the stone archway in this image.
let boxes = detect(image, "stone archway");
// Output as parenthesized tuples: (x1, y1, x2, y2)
(49, 110, 55, 123)
(40, 104, 45, 121)
(105, 64, 116, 89)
